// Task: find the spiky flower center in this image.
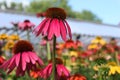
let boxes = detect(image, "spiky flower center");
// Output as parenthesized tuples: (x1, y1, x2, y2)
(46, 7, 66, 20)
(49, 58, 63, 64)
(13, 40, 33, 54)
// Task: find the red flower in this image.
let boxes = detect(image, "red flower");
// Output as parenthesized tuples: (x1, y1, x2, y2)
(34, 7, 72, 41)
(30, 68, 41, 79)
(64, 40, 77, 49)
(18, 20, 35, 30)
(69, 74, 86, 80)
(41, 58, 70, 80)
(0, 40, 43, 76)
(0, 56, 5, 65)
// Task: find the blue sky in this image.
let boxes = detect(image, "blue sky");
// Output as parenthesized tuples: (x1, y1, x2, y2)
(0, 0, 120, 25)
(68, 0, 120, 25)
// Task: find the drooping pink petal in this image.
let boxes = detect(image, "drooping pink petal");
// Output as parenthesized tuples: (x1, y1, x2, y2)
(7, 61, 16, 74)
(56, 65, 62, 76)
(64, 20, 72, 39)
(34, 18, 48, 36)
(59, 65, 70, 76)
(22, 53, 27, 71)
(51, 19, 60, 37)
(47, 20, 54, 40)
(42, 18, 51, 35)
(37, 58, 44, 65)
(8, 55, 16, 67)
(42, 64, 52, 78)
(15, 53, 20, 67)
(22, 52, 30, 63)
(29, 53, 36, 64)
(16, 65, 22, 76)
(60, 20, 67, 41)
(28, 52, 38, 61)
(0, 59, 11, 70)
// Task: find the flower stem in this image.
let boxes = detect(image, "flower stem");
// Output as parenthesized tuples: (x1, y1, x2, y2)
(47, 42, 51, 60)
(27, 30, 30, 41)
(51, 36, 56, 80)
(115, 52, 119, 65)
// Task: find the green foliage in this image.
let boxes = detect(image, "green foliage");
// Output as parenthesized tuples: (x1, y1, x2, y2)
(25, 0, 102, 23)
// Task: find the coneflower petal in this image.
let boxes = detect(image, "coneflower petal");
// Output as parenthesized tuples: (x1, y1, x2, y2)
(16, 65, 21, 76)
(23, 52, 30, 63)
(57, 65, 62, 76)
(7, 62, 16, 74)
(34, 18, 48, 36)
(54, 19, 60, 37)
(60, 20, 67, 41)
(15, 53, 20, 67)
(22, 53, 27, 71)
(29, 52, 38, 61)
(64, 20, 72, 39)
(29, 53, 36, 64)
(0, 59, 11, 70)
(60, 65, 70, 76)
(48, 20, 54, 40)
(43, 18, 51, 35)
(38, 58, 44, 65)
(8, 55, 16, 68)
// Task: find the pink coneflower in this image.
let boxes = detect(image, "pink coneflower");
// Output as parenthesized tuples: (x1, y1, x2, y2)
(41, 58, 70, 80)
(18, 20, 35, 30)
(0, 40, 43, 76)
(34, 7, 72, 41)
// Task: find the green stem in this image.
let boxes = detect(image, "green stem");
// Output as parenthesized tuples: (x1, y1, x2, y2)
(47, 42, 51, 60)
(27, 30, 30, 41)
(115, 52, 119, 65)
(51, 36, 56, 80)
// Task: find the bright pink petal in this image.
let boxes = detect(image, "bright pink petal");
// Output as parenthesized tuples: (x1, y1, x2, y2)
(22, 52, 30, 63)
(51, 19, 60, 37)
(56, 65, 62, 76)
(64, 20, 72, 39)
(22, 53, 27, 71)
(15, 53, 20, 67)
(60, 20, 67, 41)
(47, 20, 54, 40)
(59, 65, 70, 76)
(28, 52, 38, 61)
(8, 55, 16, 67)
(34, 18, 48, 36)
(29, 53, 36, 64)
(37, 58, 44, 65)
(42, 19, 51, 35)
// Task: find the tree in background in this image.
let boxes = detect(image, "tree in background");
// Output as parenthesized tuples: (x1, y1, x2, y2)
(26, 0, 102, 23)
(0, 0, 102, 23)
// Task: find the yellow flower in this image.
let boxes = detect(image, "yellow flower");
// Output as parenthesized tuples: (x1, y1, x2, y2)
(93, 66, 99, 71)
(5, 40, 15, 50)
(88, 43, 98, 49)
(107, 62, 120, 75)
(8, 34, 20, 41)
(69, 51, 78, 57)
(107, 62, 117, 66)
(0, 34, 8, 40)
(109, 66, 120, 75)
(91, 36, 106, 45)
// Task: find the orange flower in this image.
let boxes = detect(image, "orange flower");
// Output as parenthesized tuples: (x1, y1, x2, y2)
(69, 74, 86, 80)
(64, 40, 77, 49)
(30, 69, 41, 79)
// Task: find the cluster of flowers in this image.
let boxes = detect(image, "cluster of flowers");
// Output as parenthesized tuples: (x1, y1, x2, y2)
(0, 7, 86, 80)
